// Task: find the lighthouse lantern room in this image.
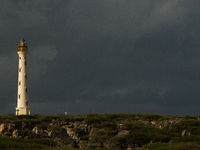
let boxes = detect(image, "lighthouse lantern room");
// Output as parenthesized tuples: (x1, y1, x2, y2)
(16, 38, 31, 115)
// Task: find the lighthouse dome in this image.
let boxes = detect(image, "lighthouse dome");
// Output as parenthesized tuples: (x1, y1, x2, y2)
(18, 38, 28, 52)
(20, 38, 26, 45)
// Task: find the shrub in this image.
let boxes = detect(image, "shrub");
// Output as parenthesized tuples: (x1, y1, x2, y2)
(126, 132, 149, 146)
(91, 135, 111, 141)
(170, 120, 200, 135)
(172, 135, 200, 143)
(72, 127, 81, 132)
(139, 114, 162, 121)
(0, 135, 53, 149)
(37, 124, 48, 130)
(47, 125, 65, 131)
(85, 117, 105, 124)
(93, 122, 116, 130)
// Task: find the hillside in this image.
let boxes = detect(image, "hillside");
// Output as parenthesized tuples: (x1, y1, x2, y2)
(0, 114, 200, 150)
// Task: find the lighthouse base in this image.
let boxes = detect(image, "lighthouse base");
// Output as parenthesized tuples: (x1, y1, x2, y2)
(15, 107, 31, 115)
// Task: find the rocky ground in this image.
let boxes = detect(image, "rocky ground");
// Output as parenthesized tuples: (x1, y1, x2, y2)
(0, 114, 197, 149)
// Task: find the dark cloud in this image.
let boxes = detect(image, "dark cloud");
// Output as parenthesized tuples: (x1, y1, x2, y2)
(0, 0, 200, 115)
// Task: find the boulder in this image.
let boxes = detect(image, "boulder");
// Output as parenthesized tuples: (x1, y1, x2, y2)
(181, 130, 191, 136)
(12, 129, 19, 137)
(32, 127, 39, 134)
(151, 121, 156, 125)
(116, 124, 123, 131)
(66, 128, 74, 136)
(115, 130, 130, 137)
(48, 131, 54, 137)
(0, 124, 7, 133)
(159, 123, 169, 129)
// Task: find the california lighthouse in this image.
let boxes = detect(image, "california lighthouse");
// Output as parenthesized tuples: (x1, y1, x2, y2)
(16, 38, 31, 115)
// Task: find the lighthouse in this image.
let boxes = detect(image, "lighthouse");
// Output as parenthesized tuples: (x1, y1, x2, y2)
(16, 38, 31, 115)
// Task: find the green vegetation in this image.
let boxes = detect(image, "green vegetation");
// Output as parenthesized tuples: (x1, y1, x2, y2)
(142, 142, 200, 150)
(0, 135, 55, 149)
(170, 119, 200, 135)
(0, 113, 200, 149)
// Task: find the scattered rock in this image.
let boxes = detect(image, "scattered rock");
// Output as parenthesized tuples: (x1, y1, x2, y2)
(12, 129, 19, 138)
(116, 130, 131, 137)
(181, 130, 191, 136)
(32, 127, 39, 134)
(116, 124, 123, 131)
(0, 124, 7, 133)
(151, 121, 156, 125)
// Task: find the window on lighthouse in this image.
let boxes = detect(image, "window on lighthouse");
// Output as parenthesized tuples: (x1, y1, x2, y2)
(25, 87, 28, 92)
(19, 81, 21, 86)
(19, 95, 20, 99)
(19, 68, 21, 72)
(25, 74, 27, 79)
(25, 61, 26, 65)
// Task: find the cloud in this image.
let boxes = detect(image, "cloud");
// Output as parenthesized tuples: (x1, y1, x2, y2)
(0, 0, 200, 115)
(64, 0, 189, 45)
(0, 52, 17, 89)
(0, 0, 48, 28)
(29, 45, 57, 78)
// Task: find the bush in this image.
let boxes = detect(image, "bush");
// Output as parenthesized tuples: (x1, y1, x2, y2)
(91, 135, 111, 141)
(139, 114, 163, 121)
(85, 117, 105, 124)
(47, 125, 65, 131)
(40, 115, 59, 122)
(0, 135, 54, 149)
(126, 132, 149, 146)
(170, 120, 200, 135)
(172, 135, 200, 143)
(72, 127, 81, 132)
(37, 124, 48, 130)
(93, 122, 116, 130)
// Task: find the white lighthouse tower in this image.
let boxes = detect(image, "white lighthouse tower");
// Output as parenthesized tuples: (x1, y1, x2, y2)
(16, 38, 31, 115)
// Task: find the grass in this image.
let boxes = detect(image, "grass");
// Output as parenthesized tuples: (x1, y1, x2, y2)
(0, 135, 55, 149)
(142, 142, 200, 150)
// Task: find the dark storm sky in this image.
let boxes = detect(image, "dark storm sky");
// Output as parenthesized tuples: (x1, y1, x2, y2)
(1, 0, 200, 115)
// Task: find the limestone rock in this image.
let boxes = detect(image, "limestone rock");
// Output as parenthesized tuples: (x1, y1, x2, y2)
(12, 129, 19, 137)
(115, 130, 130, 137)
(159, 123, 169, 129)
(151, 121, 156, 125)
(181, 130, 191, 136)
(116, 124, 123, 131)
(32, 127, 39, 134)
(0, 124, 7, 134)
